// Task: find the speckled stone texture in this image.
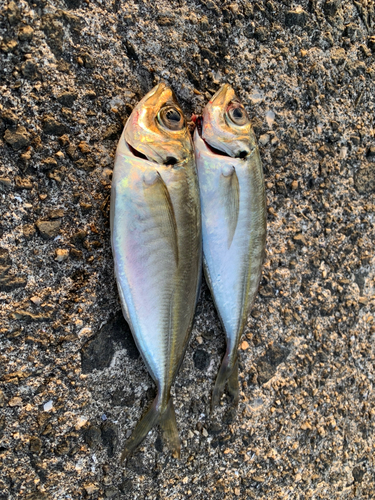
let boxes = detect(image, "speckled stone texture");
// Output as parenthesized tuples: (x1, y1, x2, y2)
(1, 0, 375, 499)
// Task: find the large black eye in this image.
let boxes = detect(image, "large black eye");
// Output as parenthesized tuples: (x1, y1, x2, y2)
(233, 108, 244, 119)
(227, 102, 249, 126)
(158, 106, 185, 131)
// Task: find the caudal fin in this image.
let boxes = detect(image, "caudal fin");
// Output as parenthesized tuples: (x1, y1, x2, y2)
(120, 393, 180, 461)
(212, 355, 239, 411)
(226, 358, 239, 407)
(160, 397, 181, 458)
(120, 395, 161, 461)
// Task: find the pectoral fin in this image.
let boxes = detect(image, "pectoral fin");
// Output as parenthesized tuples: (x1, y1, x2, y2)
(220, 166, 239, 249)
(143, 171, 179, 265)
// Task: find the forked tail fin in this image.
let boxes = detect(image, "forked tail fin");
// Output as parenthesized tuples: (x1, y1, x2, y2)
(120, 392, 180, 461)
(211, 355, 239, 411)
(160, 397, 181, 458)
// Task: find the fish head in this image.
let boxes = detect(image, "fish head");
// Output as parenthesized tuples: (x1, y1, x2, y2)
(200, 84, 256, 158)
(123, 83, 192, 166)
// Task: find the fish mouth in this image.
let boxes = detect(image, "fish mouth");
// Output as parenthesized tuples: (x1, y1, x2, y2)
(204, 139, 232, 157)
(196, 116, 230, 157)
(127, 142, 149, 161)
(197, 117, 249, 159)
(127, 142, 178, 166)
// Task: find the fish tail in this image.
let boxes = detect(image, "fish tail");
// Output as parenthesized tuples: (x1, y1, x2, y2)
(120, 392, 181, 461)
(159, 397, 181, 458)
(212, 354, 239, 411)
(120, 393, 162, 462)
(226, 357, 239, 407)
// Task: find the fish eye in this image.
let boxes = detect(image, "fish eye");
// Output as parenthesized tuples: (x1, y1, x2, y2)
(227, 102, 249, 126)
(158, 106, 185, 131)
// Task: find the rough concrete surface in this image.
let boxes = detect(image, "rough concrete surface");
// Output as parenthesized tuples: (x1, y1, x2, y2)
(1, 0, 375, 498)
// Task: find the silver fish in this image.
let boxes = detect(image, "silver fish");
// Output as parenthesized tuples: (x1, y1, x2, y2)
(111, 83, 201, 459)
(193, 84, 266, 409)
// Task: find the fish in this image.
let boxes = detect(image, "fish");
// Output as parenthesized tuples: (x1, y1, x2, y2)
(110, 83, 202, 460)
(193, 84, 266, 410)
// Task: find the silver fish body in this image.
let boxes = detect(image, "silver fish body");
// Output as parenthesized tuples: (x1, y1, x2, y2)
(111, 83, 201, 459)
(193, 84, 266, 408)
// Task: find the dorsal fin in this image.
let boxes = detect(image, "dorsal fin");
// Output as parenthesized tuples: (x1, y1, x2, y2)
(220, 165, 240, 249)
(143, 171, 179, 265)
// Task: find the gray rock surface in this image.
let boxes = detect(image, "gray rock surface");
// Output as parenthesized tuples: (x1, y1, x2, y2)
(1, 0, 375, 499)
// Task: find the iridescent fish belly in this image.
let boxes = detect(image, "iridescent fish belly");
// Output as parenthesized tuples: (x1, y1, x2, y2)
(111, 84, 201, 459)
(193, 84, 266, 409)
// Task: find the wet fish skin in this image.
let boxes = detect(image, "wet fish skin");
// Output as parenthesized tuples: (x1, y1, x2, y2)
(111, 83, 201, 459)
(193, 84, 266, 409)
